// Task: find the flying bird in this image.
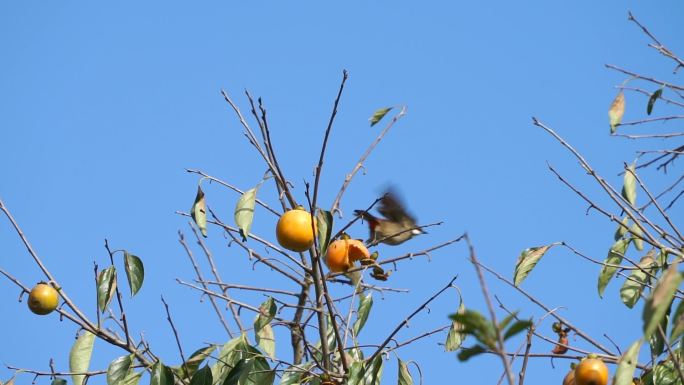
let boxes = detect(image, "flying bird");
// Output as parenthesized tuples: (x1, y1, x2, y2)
(354, 189, 425, 246)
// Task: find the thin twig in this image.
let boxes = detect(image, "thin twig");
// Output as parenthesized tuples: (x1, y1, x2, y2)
(626, 165, 684, 242)
(464, 234, 516, 385)
(103, 239, 133, 348)
(475, 260, 616, 356)
(312, 69, 348, 213)
(178, 230, 234, 337)
(0, 198, 95, 330)
(329, 236, 464, 278)
(189, 223, 246, 334)
(331, 105, 408, 216)
(615, 115, 684, 126)
(605, 64, 684, 91)
(518, 325, 534, 385)
(185, 169, 280, 216)
(627, 11, 684, 69)
(365, 276, 458, 365)
(161, 296, 190, 381)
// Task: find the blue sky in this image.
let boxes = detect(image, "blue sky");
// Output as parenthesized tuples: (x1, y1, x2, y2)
(1, 1, 682, 384)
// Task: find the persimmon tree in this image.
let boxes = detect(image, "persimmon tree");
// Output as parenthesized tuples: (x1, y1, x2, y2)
(449, 12, 684, 385)
(1, 11, 681, 385)
(0, 68, 466, 385)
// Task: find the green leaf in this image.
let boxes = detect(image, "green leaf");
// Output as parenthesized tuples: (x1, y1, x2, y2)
(256, 323, 275, 359)
(278, 363, 313, 385)
(150, 362, 174, 385)
(189, 366, 213, 385)
(620, 253, 655, 308)
(669, 300, 684, 343)
(106, 355, 132, 385)
(221, 358, 247, 385)
(445, 301, 466, 352)
(235, 187, 258, 241)
(609, 91, 625, 133)
(316, 209, 333, 257)
(498, 311, 518, 331)
(623, 163, 637, 206)
(211, 336, 246, 383)
(123, 251, 144, 297)
(449, 310, 496, 349)
(647, 88, 663, 115)
(654, 360, 680, 385)
(120, 371, 142, 385)
(246, 357, 273, 385)
(643, 262, 683, 340)
(362, 355, 384, 385)
(614, 216, 630, 241)
(630, 223, 644, 251)
(97, 266, 117, 312)
(397, 359, 413, 385)
(369, 107, 393, 127)
(69, 330, 95, 385)
(231, 356, 272, 385)
(178, 345, 217, 380)
(352, 293, 373, 337)
(597, 238, 630, 298)
(191, 186, 208, 237)
(347, 361, 365, 385)
(51, 379, 68, 385)
(457, 345, 486, 361)
(253, 370, 276, 385)
(612, 339, 643, 385)
(503, 319, 532, 341)
(513, 245, 552, 286)
(254, 297, 277, 333)
(650, 314, 667, 357)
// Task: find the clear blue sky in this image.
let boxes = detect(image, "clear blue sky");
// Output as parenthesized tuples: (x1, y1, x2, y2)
(1, 2, 682, 384)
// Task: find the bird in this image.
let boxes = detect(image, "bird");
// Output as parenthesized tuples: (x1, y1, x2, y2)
(354, 189, 426, 246)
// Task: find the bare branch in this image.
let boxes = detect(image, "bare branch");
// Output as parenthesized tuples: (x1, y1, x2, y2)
(365, 276, 458, 366)
(331, 105, 408, 216)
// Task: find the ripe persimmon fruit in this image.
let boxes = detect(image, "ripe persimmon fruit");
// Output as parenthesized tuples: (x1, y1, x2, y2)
(276, 207, 316, 252)
(325, 238, 370, 273)
(28, 283, 59, 315)
(575, 357, 608, 385)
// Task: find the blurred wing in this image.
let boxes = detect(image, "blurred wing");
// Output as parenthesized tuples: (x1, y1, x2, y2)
(377, 190, 417, 224)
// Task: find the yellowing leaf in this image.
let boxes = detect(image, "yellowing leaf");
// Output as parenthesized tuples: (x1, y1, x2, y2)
(513, 245, 553, 286)
(191, 186, 207, 237)
(643, 262, 683, 339)
(609, 91, 625, 133)
(612, 339, 643, 385)
(256, 323, 275, 359)
(234, 187, 258, 242)
(622, 163, 637, 206)
(598, 238, 630, 298)
(397, 359, 414, 385)
(614, 216, 630, 241)
(69, 331, 95, 385)
(630, 223, 644, 251)
(369, 107, 393, 127)
(445, 301, 466, 351)
(620, 253, 655, 308)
